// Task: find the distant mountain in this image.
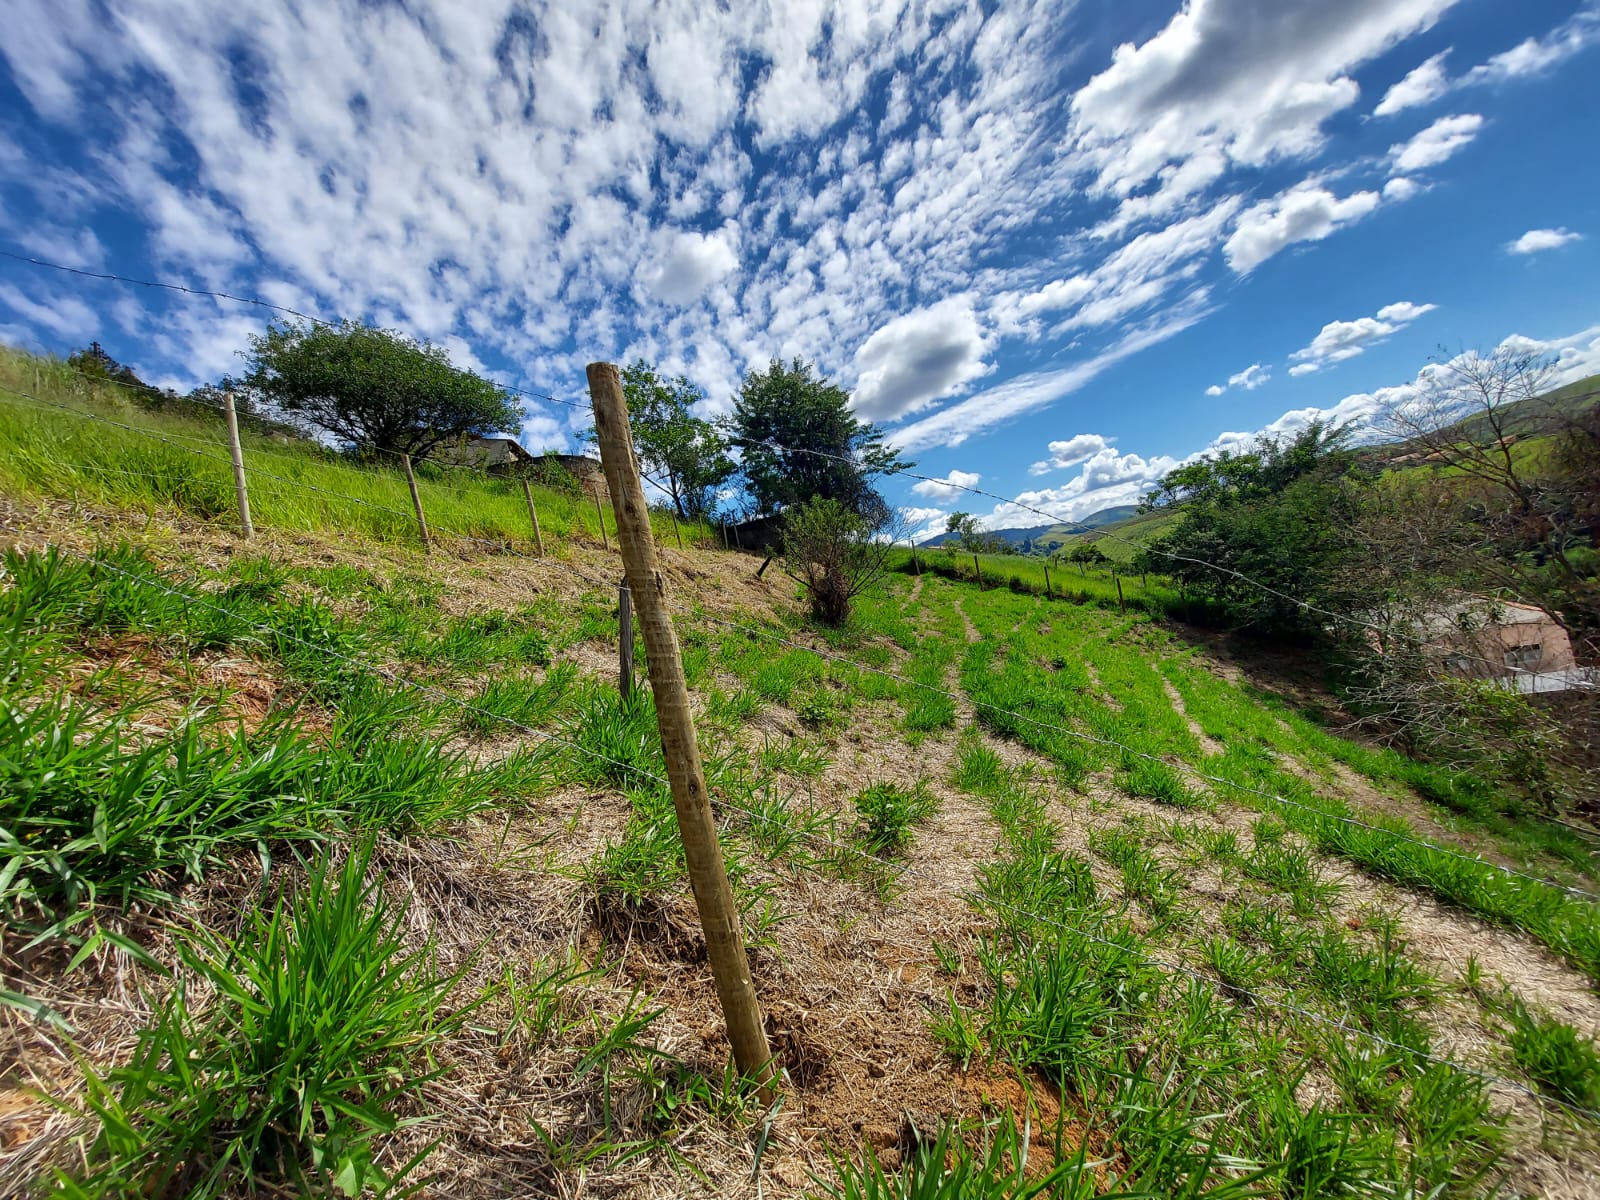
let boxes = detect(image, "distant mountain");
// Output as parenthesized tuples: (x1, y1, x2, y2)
(917, 504, 1139, 551)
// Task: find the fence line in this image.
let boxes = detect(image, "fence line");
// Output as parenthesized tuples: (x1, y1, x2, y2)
(4, 380, 1590, 904)
(22, 542, 1600, 1127)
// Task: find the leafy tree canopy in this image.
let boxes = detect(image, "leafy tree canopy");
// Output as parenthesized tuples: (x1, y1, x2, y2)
(242, 321, 522, 461)
(620, 360, 735, 519)
(729, 358, 910, 524)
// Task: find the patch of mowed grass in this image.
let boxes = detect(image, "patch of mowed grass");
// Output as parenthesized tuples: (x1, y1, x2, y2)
(62, 843, 473, 1199)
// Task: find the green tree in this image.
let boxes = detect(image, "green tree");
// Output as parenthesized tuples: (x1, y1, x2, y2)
(1147, 421, 1369, 634)
(729, 358, 909, 524)
(242, 321, 521, 461)
(620, 360, 734, 519)
(1067, 541, 1109, 576)
(944, 512, 1005, 554)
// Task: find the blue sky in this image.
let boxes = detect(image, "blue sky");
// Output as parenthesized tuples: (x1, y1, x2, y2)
(1, 0, 1597, 537)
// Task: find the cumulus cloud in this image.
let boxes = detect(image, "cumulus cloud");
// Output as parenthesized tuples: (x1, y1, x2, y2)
(1388, 113, 1483, 172)
(1287, 300, 1436, 374)
(852, 298, 991, 422)
(1506, 227, 1583, 255)
(1065, 0, 1458, 230)
(1031, 433, 1113, 474)
(646, 228, 739, 305)
(1224, 184, 1381, 273)
(1382, 176, 1422, 202)
(911, 468, 982, 502)
(989, 446, 1180, 526)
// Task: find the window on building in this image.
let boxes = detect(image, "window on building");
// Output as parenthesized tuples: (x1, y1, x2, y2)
(1504, 644, 1543, 670)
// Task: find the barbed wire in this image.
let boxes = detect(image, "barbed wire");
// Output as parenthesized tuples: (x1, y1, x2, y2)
(4, 380, 1591, 903)
(19, 542, 1600, 1126)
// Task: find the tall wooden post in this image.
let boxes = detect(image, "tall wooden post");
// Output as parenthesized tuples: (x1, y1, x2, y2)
(522, 478, 545, 555)
(671, 511, 684, 550)
(594, 491, 611, 551)
(587, 361, 777, 1096)
(1043, 565, 1052, 600)
(618, 580, 634, 702)
(908, 537, 921, 576)
(973, 553, 983, 589)
(1116, 574, 1126, 616)
(222, 391, 254, 539)
(401, 454, 429, 548)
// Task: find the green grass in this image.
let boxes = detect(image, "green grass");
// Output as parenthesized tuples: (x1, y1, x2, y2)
(62, 842, 472, 1199)
(0, 345, 692, 552)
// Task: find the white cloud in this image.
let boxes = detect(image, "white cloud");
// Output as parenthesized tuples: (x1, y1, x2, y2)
(988, 446, 1180, 527)
(891, 296, 1213, 451)
(1506, 227, 1583, 255)
(1288, 299, 1436, 372)
(1205, 383, 1226, 397)
(1388, 112, 1483, 172)
(1462, 8, 1600, 86)
(646, 228, 739, 305)
(1224, 184, 1381, 273)
(852, 297, 991, 422)
(1381, 176, 1422, 202)
(1231, 362, 1270, 390)
(1065, 0, 1458, 232)
(911, 468, 981, 502)
(1373, 51, 1451, 116)
(1030, 433, 1114, 475)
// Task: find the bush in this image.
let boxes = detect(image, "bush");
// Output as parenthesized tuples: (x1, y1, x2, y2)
(781, 497, 898, 626)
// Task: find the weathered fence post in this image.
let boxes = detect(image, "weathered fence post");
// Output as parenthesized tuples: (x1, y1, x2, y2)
(521, 478, 545, 556)
(594, 491, 611, 551)
(720, 522, 728, 550)
(1116, 574, 1126, 616)
(973, 553, 984, 589)
(618, 579, 634, 702)
(222, 390, 254, 539)
(908, 537, 921, 576)
(732, 522, 742, 550)
(401, 454, 430, 548)
(672, 511, 684, 550)
(1043, 565, 1052, 599)
(587, 361, 778, 1097)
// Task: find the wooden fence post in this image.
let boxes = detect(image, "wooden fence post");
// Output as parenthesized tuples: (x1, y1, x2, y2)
(732, 522, 742, 550)
(618, 579, 634, 702)
(671, 511, 684, 550)
(401, 454, 430, 548)
(908, 537, 921, 576)
(222, 391, 254, 539)
(587, 361, 778, 1097)
(521, 478, 545, 555)
(594, 491, 611, 551)
(1116, 574, 1126, 616)
(973, 553, 984, 589)
(1043, 565, 1052, 599)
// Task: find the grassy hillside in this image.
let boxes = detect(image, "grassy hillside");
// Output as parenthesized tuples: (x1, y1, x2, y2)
(0, 345, 692, 552)
(4, 344, 1600, 1199)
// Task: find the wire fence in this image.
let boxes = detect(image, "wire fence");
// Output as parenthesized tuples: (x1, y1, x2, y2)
(35, 543, 1600, 1127)
(3, 376, 1593, 906)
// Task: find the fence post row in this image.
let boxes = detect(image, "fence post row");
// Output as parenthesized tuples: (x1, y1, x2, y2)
(522, 478, 545, 556)
(586, 361, 778, 1098)
(401, 453, 430, 548)
(221, 390, 253, 539)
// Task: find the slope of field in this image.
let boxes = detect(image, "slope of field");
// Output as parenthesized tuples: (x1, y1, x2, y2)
(3, 360, 1600, 1198)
